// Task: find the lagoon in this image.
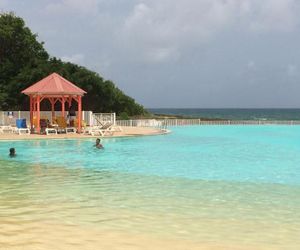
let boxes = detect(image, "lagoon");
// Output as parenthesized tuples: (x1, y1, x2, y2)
(0, 126, 299, 249)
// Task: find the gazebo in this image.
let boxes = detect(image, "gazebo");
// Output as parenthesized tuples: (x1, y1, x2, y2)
(22, 72, 86, 133)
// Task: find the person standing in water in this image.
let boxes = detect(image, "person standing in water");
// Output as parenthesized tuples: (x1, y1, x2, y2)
(9, 148, 16, 157)
(94, 138, 103, 149)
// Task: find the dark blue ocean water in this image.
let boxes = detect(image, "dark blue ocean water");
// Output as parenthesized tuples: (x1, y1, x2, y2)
(148, 109, 300, 120)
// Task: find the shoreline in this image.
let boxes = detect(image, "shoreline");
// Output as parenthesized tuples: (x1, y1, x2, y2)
(0, 126, 169, 141)
(0, 222, 274, 250)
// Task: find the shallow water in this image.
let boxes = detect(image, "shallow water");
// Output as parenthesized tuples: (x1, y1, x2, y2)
(0, 126, 300, 249)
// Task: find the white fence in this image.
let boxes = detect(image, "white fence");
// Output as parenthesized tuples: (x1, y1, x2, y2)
(116, 119, 300, 128)
(2, 112, 300, 128)
(0, 111, 94, 126)
(117, 119, 165, 128)
(92, 113, 116, 126)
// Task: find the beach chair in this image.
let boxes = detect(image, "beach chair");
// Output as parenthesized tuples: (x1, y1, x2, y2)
(85, 123, 115, 136)
(54, 116, 76, 134)
(16, 128, 30, 135)
(83, 126, 100, 136)
(0, 125, 16, 134)
(112, 124, 123, 132)
(32, 117, 59, 135)
(45, 128, 57, 135)
(37, 118, 58, 135)
(14, 119, 30, 135)
(74, 118, 86, 128)
(73, 118, 86, 133)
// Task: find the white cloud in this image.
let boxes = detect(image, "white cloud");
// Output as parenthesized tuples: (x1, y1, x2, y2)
(61, 53, 85, 64)
(2, 0, 300, 107)
(27, 0, 300, 65)
(118, 0, 300, 63)
(119, 0, 239, 63)
(249, 0, 298, 32)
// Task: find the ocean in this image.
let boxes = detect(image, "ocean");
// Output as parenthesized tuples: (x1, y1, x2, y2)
(148, 108, 300, 120)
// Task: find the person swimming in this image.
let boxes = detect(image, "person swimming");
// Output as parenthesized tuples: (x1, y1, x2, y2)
(9, 148, 16, 157)
(94, 138, 103, 149)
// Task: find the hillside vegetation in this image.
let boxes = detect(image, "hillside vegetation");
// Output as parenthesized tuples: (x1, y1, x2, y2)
(0, 12, 146, 117)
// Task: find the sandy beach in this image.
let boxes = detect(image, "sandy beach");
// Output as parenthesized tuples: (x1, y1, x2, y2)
(0, 126, 168, 140)
(0, 218, 290, 250)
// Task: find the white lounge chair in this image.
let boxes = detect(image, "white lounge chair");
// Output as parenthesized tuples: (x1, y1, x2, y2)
(112, 125, 122, 132)
(83, 126, 104, 136)
(83, 126, 97, 135)
(65, 127, 77, 134)
(98, 123, 115, 136)
(16, 128, 30, 135)
(0, 126, 16, 134)
(84, 123, 116, 136)
(45, 128, 57, 135)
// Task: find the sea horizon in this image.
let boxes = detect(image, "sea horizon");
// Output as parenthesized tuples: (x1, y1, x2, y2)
(147, 108, 300, 121)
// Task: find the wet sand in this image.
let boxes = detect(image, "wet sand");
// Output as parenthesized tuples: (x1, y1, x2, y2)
(0, 126, 168, 140)
(0, 220, 278, 250)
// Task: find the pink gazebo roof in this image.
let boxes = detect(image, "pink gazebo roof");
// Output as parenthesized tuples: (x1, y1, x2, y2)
(22, 72, 86, 96)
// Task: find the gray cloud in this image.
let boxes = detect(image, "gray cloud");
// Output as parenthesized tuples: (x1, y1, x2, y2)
(2, 0, 300, 107)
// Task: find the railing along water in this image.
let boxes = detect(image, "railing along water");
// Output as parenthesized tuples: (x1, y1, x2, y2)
(1, 111, 300, 128)
(116, 119, 300, 128)
(92, 113, 116, 126)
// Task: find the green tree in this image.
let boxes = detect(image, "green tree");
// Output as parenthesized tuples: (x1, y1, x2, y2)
(0, 12, 147, 116)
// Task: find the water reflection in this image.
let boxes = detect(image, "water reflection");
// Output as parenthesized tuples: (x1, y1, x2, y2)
(0, 159, 300, 249)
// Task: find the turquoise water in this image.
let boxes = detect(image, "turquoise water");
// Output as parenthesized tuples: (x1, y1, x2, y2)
(0, 126, 300, 249)
(1, 126, 300, 185)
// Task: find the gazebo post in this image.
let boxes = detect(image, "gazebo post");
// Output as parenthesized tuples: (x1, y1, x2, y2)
(29, 95, 33, 130)
(50, 98, 55, 123)
(37, 95, 41, 133)
(33, 96, 36, 129)
(62, 96, 65, 118)
(78, 95, 82, 133)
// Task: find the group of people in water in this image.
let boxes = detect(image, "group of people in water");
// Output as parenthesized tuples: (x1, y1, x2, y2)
(9, 138, 103, 157)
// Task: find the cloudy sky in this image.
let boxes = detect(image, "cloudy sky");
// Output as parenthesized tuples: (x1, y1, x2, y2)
(1, 0, 300, 108)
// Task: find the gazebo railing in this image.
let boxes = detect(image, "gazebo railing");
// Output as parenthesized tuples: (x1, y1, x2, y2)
(0, 111, 94, 126)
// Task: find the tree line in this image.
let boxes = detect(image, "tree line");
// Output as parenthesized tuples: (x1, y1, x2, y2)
(0, 12, 147, 118)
